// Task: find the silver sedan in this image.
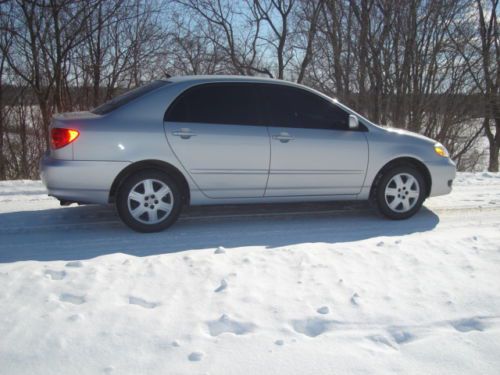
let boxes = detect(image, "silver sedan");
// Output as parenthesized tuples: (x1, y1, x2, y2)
(40, 76, 456, 232)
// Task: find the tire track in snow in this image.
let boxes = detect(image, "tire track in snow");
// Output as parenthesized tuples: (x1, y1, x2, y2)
(0, 203, 499, 235)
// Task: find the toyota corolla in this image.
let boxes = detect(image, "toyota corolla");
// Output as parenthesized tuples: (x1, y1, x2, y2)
(40, 76, 456, 232)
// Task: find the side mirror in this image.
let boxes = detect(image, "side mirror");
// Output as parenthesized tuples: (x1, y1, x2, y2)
(348, 115, 359, 130)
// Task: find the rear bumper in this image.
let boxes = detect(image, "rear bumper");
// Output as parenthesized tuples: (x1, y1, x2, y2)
(426, 157, 456, 197)
(40, 155, 130, 204)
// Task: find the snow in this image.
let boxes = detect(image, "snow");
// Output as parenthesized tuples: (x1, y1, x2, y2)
(1, 173, 500, 374)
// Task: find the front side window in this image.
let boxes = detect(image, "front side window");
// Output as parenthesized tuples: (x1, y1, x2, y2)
(258, 84, 349, 130)
(165, 83, 260, 125)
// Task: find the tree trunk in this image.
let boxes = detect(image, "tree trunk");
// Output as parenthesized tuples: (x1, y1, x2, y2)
(489, 142, 499, 172)
(20, 110, 28, 178)
(0, 103, 4, 180)
(484, 117, 500, 172)
(0, 73, 4, 180)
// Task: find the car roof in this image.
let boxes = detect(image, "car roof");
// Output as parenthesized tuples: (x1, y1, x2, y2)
(167, 75, 301, 87)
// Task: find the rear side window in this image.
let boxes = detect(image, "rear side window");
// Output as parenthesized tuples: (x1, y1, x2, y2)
(165, 84, 260, 125)
(258, 84, 349, 130)
(92, 80, 169, 115)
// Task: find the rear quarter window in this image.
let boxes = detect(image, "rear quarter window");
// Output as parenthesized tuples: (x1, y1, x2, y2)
(92, 80, 169, 115)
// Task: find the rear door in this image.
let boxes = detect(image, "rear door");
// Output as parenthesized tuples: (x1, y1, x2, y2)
(258, 84, 369, 196)
(164, 83, 270, 198)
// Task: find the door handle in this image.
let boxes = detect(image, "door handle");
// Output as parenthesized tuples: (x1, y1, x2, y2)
(272, 132, 294, 143)
(172, 128, 197, 139)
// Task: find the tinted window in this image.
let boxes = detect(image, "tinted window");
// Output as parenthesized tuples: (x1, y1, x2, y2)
(92, 80, 169, 115)
(258, 85, 349, 130)
(165, 84, 260, 125)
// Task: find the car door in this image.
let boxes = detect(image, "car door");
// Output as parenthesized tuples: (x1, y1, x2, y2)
(258, 84, 369, 196)
(164, 83, 270, 198)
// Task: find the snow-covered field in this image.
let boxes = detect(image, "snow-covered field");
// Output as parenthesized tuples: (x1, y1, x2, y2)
(1, 173, 500, 375)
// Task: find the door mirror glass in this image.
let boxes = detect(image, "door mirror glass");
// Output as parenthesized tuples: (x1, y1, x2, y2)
(348, 115, 359, 130)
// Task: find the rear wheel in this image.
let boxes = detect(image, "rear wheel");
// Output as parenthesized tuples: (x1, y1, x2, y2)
(375, 166, 426, 219)
(116, 170, 182, 232)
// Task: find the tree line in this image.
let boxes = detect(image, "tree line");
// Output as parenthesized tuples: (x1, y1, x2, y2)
(0, 0, 498, 179)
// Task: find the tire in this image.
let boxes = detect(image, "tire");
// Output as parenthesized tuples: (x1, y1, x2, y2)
(374, 165, 426, 220)
(116, 170, 182, 232)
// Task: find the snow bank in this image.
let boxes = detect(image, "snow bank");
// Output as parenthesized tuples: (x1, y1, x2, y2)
(0, 173, 500, 374)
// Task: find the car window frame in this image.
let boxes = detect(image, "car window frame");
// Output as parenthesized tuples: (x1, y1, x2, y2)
(165, 81, 368, 132)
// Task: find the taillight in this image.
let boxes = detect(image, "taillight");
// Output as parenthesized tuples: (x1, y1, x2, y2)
(51, 128, 80, 149)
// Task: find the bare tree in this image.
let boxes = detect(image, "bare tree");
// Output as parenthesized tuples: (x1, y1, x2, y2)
(0, 0, 14, 179)
(475, 0, 499, 171)
(0, 0, 495, 178)
(450, 0, 500, 171)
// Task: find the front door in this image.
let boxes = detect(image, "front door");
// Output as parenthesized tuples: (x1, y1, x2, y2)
(257, 84, 368, 196)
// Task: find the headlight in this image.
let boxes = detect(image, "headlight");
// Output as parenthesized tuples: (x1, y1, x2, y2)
(434, 143, 449, 158)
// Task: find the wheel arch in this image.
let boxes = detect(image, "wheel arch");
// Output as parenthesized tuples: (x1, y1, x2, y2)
(109, 160, 190, 205)
(370, 157, 432, 199)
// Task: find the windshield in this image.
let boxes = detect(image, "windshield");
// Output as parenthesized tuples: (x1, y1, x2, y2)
(91, 80, 169, 115)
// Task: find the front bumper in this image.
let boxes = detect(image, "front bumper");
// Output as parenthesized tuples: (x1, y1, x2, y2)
(426, 157, 456, 197)
(40, 154, 130, 204)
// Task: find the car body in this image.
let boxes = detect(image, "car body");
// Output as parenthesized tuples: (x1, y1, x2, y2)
(40, 75, 456, 231)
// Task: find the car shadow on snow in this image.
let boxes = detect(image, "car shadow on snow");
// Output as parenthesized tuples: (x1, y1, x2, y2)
(0, 201, 439, 262)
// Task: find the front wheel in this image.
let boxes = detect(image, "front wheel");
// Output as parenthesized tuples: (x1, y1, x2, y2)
(375, 166, 426, 220)
(116, 170, 182, 232)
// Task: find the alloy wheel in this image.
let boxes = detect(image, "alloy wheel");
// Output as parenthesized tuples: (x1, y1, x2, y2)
(384, 173, 420, 213)
(127, 179, 174, 224)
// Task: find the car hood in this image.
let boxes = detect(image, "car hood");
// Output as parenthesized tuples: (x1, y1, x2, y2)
(381, 126, 436, 145)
